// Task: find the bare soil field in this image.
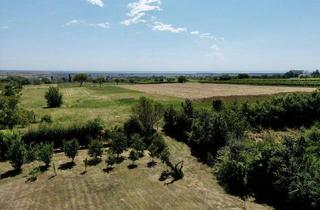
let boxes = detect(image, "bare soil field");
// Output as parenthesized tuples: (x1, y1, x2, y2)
(122, 83, 316, 99)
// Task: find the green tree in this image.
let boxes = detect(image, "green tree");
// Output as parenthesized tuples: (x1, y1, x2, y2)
(96, 77, 105, 87)
(106, 152, 116, 169)
(7, 131, 27, 170)
(148, 134, 167, 163)
(63, 139, 79, 162)
(109, 129, 127, 158)
(45, 87, 63, 108)
(132, 134, 145, 157)
(177, 76, 188, 83)
(132, 97, 160, 134)
(0, 83, 33, 129)
(35, 143, 53, 167)
(154, 102, 164, 130)
(128, 150, 139, 165)
(73, 74, 88, 86)
(88, 139, 103, 160)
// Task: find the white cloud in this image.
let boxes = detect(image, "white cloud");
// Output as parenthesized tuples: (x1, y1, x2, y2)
(191, 31, 200, 35)
(87, 0, 104, 7)
(63, 20, 111, 29)
(152, 21, 187, 33)
(121, 0, 161, 26)
(121, 13, 146, 26)
(0, 26, 9, 30)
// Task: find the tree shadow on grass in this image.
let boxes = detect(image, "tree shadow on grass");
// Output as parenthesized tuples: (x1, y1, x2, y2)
(103, 167, 114, 173)
(0, 169, 21, 179)
(115, 156, 125, 164)
(88, 158, 101, 166)
(58, 162, 75, 170)
(127, 164, 137, 169)
(147, 161, 157, 168)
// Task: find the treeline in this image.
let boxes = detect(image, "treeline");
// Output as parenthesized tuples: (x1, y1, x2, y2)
(162, 91, 320, 209)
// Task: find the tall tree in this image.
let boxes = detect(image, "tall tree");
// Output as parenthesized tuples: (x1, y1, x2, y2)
(73, 74, 88, 86)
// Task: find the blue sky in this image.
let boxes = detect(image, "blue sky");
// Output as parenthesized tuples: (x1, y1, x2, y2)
(0, 0, 319, 72)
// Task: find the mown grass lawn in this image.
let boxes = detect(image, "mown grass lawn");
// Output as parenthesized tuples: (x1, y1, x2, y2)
(0, 136, 269, 210)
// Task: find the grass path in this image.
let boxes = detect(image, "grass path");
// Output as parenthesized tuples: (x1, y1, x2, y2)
(0, 136, 271, 210)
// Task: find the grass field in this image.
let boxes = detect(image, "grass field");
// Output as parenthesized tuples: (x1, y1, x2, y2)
(0, 136, 270, 210)
(121, 83, 316, 99)
(201, 78, 320, 87)
(8, 82, 314, 210)
(21, 83, 183, 127)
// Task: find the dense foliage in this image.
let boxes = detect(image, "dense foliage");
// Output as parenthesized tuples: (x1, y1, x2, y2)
(240, 91, 320, 129)
(45, 87, 63, 108)
(0, 83, 34, 129)
(35, 143, 53, 167)
(88, 139, 103, 160)
(214, 126, 320, 209)
(23, 118, 104, 148)
(7, 131, 27, 170)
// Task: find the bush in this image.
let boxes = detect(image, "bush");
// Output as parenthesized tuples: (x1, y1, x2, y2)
(35, 143, 53, 167)
(41, 114, 52, 124)
(23, 118, 104, 148)
(177, 76, 187, 83)
(88, 139, 103, 160)
(7, 131, 27, 170)
(63, 139, 79, 162)
(45, 87, 63, 108)
(148, 134, 167, 162)
(0, 130, 12, 160)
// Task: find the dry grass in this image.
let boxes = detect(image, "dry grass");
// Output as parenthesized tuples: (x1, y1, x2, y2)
(122, 83, 316, 99)
(0, 137, 271, 210)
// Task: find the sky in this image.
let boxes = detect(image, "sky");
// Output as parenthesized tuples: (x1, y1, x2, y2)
(0, 0, 319, 72)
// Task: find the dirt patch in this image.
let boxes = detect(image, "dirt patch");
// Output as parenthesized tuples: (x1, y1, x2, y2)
(122, 83, 316, 99)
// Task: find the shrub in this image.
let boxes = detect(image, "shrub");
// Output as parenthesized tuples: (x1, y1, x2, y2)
(7, 131, 27, 170)
(106, 152, 117, 168)
(41, 114, 52, 124)
(63, 139, 79, 162)
(0, 130, 12, 160)
(88, 139, 103, 160)
(177, 76, 187, 83)
(35, 143, 53, 167)
(45, 87, 63, 108)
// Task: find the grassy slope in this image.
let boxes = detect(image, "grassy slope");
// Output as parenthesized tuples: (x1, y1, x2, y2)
(0, 136, 270, 210)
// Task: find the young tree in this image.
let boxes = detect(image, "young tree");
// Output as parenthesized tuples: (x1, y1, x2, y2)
(132, 97, 159, 134)
(73, 74, 88, 86)
(132, 134, 145, 157)
(35, 143, 53, 167)
(148, 134, 167, 163)
(109, 129, 127, 159)
(63, 139, 79, 162)
(128, 150, 139, 166)
(154, 102, 164, 130)
(96, 77, 105, 87)
(45, 87, 63, 108)
(106, 152, 116, 169)
(88, 139, 103, 160)
(7, 131, 27, 170)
